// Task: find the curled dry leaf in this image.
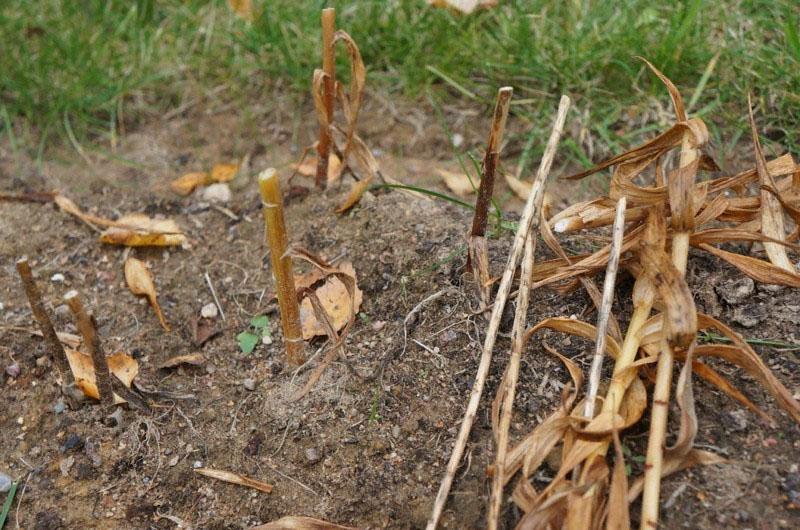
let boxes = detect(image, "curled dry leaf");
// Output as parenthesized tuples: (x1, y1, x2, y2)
(101, 214, 185, 247)
(194, 468, 272, 493)
(211, 162, 240, 183)
(251, 516, 357, 530)
(291, 152, 343, 184)
(158, 353, 205, 369)
(299, 261, 363, 339)
(124, 257, 171, 331)
(438, 168, 478, 197)
(170, 172, 210, 196)
(65, 348, 138, 404)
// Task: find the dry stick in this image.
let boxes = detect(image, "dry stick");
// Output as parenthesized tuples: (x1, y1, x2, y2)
(468, 87, 513, 305)
(258, 168, 305, 366)
(315, 7, 336, 188)
(487, 233, 535, 530)
(15, 257, 71, 380)
(64, 290, 113, 403)
(640, 129, 699, 529)
(583, 196, 626, 419)
(427, 95, 570, 530)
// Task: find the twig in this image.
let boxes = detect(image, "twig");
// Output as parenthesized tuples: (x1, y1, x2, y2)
(259, 169, 304, 366)
(64, 290, 113, 404)
(583, 196, 626, 419)
(315, 7, 336, 188)
(488, 232, 535, 530)
(204, 272, 226, 321)
(427, 95, 570, 530)
(15, 257, 71, 380)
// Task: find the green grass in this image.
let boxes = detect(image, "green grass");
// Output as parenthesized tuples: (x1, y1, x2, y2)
(1, 0, 798, 157)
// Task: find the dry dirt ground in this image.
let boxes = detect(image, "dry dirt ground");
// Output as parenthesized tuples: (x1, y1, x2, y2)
(1, 100, 799, 529)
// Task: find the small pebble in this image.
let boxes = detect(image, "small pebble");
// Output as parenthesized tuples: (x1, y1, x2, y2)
(54, 399, 66, 414)
(452, 133, 464, 147)
(59, 456, 75, 476)
(54, 304, 71, 318)
(192, 460, 203, 469)
(0, 472, 12, 493)
(392, 425, 401, 438)
(5, 362, 20, 378)
(51, 273, 65, 283)
(168, 455, 180, 467)
(62, 433, 84, 453)
(305, 447, 321, 464)
(243, 378, 256, 391)
(202, 183, 231, 203)
(261, 335, 273, 345)
(200, 303, 218, 319)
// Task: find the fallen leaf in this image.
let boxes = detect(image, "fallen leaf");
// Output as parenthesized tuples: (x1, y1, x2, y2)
(101, 214, 186, 247)
(124, 257, 171, 331)
(170, 172, 211, 196)
(211, 163, 240, 183)
(194, 468, 272, 493)
(251, 516, 357, 530)
(291, 153, 342, 183)
(192, 316, 221, 347)
(158, 353, 205, 369)
(335, 176, 372, 213)
(65, 348, 138, 404)
(299, 262, 363, 339)
(438, 168, 478, 197)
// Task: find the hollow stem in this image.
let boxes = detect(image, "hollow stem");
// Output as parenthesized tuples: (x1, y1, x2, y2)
(259, 169, 305, 366)
(315, 7, 336, 188)
(64, 290, 112, 403)
(15, 257, 71, 380)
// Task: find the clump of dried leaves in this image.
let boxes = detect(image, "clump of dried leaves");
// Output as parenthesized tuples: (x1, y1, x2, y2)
(488, 61, 800, 529)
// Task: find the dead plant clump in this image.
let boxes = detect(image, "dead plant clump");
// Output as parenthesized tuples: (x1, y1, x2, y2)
(4, 5, 800, 528)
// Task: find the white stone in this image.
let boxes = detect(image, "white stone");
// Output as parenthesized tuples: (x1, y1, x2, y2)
(200, 303, 218, 319)
(51, 273, 65, 283)
(202, 183, 231, 203)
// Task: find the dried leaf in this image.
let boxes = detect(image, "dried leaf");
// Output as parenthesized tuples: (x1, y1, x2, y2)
(698, 243, 800, 287)
(438, 168, 478, 196)
(607, 431, 631, 530)
(158, 353, 204, 369)
(65, 348, 138, 404)
(251, 516, 356, 530)
(211, 163, 240, 183)
(100, 214, 186, 247)
(627, 450, 724, 503)
(194, 468, 272, 493)
(170, 172, 210, 196)
(299, 261, 363, 339)
(124, 257, 171, 331)
(335, 177, 373, 213)
(291, 153, 342, 184)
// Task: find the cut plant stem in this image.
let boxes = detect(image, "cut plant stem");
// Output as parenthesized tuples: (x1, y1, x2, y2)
(468, 86, 513, 304)
(427, 95, 570, 530)
(64, 290, 113, 403)
(258, 168, 305, 366)
(641, 123, 701, 530)
(488, 233, 535, 530)
(315, 7, 336, 188)
(583, 196, 626, 419)
(15, 257, 71, 380)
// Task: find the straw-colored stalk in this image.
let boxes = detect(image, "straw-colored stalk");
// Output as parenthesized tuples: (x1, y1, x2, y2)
(64, 290, 112, 403)
(315, 7, 336, 189)
(487, 233, 535, 530)
(640, 130, 698, 529)
(15, 257, 71, 380)
(468, 86, 513, 304)
(427, 95, 570, 530)
(583, 196, 626, 419)
(258, 168, 305, 366)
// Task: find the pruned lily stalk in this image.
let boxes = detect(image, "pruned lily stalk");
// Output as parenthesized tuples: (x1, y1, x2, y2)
(315, 7, 336, 189)
(468, 86, 513, 305)
(482, 59, 800, 530)
(259, 168, 305, 366)
(64, 290, 113, 404)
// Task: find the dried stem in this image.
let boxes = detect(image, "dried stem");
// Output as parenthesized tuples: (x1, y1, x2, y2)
(64, 290, 113, 403)
(488, 233, 535, 530)
(259, 168, 305, 366)
(471, 86, 513, 238)
(583, 196, 626, 419)
(315, 7, 336, 188)
(427, 95, 570, 530)
(641, 127, 699, 529)
(15, 257, 72, 380)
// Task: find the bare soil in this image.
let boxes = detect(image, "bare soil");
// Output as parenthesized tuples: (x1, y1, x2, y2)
(1, 103, 799, 529)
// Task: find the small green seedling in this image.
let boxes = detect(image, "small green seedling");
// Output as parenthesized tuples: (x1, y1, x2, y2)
(237, 314, 272, 354)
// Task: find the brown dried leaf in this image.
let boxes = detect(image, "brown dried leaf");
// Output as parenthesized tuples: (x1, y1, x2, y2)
(698, 243, 800, 287)
(607, 430, 631, 530)
(438, 168, 478, 196)
(194, 467, 272, 493)
(211, 163, 240, 183)
(124, 257, 171, 331)
(299, 261, 362, 340)
(251, 516, 356, 530)
(627, 449, 724, 503)
(65, 348, 138, 404)
(170, 172, 210, 196)
(291, 153, 342, 183)
(158, 353, 204, 369)
(335, 177, 373, 214)
(100, 214, 186, 247)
